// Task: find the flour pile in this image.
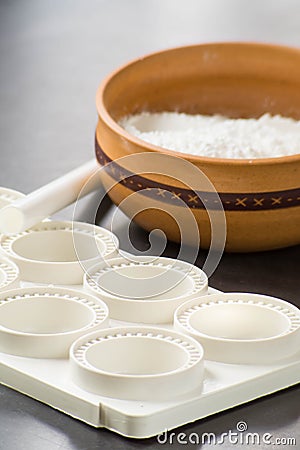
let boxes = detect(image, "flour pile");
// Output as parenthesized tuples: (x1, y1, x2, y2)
(120, 112, 300, 159)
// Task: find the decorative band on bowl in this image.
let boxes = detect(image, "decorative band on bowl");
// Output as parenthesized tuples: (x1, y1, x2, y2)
(95, 139, 300, 211)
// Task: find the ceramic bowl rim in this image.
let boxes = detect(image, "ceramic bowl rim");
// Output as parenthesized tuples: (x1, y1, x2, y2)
(96, 41, 300, 167)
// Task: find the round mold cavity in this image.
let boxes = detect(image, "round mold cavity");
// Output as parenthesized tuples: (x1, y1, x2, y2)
(70, 327, 204, 400)
(174, 293, 300, 364)
(0, 297, 94, 334)
(84, 256, 208, 323)
(0, 221, 119, 284)
(11, 230, 106, 263)
(0, 258, 20, 292)
(189, 303, 290, 340)
(85, 336, 189, 375)
(0, 287, 109, 358)
(0, 187, 24, 210)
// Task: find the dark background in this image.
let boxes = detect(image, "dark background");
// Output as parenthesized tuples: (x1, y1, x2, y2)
(0, 1, 299, 449)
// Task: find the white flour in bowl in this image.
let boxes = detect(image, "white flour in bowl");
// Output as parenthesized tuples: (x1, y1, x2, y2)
(119, 112, 300, 159)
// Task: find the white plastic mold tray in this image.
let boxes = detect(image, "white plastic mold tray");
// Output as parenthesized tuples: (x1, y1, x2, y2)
(0, 252, 299, 439)
(0, 257, 20, 293)
(0, 187, 24, 209)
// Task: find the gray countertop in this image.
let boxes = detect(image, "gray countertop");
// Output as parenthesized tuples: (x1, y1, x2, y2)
(0, 1, 299, 449)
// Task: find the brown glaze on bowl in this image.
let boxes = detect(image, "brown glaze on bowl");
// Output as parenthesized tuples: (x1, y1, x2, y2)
(95, 42, 300, 252)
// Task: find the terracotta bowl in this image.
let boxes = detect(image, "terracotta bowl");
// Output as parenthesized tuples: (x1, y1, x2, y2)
(95, 42, 300, 252)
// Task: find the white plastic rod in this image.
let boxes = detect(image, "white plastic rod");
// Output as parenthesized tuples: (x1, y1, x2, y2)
(0, 159, 102, 234)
